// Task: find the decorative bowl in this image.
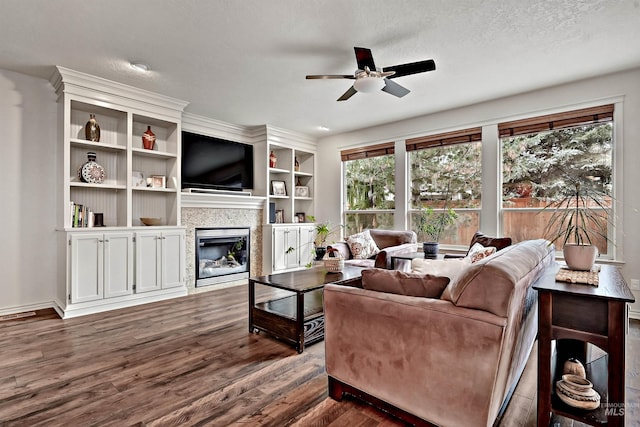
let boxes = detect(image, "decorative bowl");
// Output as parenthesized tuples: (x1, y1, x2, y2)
(140, 217, 162, 226)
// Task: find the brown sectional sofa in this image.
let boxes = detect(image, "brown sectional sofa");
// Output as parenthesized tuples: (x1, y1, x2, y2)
(328, 229, 417, 269)
(324, 239, 555, 427)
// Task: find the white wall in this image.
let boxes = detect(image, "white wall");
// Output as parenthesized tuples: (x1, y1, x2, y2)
(0, 69, 58, 314)
(316, 67, 640, 313)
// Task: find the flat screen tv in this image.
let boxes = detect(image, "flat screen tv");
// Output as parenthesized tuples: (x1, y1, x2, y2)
(181, 131, 254, 191)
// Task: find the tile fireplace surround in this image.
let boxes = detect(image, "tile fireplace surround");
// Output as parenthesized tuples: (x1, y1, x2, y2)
(181, 193, 265, 293)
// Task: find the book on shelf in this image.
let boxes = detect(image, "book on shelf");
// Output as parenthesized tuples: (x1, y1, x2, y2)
(69, 202, 95, 228)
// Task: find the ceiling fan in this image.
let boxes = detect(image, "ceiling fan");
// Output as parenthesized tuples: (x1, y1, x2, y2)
(306, 47, 436, 101)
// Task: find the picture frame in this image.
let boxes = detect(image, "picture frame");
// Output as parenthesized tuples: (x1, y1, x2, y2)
(150, 175, 166, 188)
(131, 171, 145, 187)
(296, 212, 306, 223)
(271, 180, 287, 196)
(275, 209, 284, 224)
(295, 186, 309, 198)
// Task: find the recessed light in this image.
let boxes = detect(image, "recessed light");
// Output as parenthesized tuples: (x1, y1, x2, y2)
(317, 125, 330, 132)
(130, 62, 150, 72)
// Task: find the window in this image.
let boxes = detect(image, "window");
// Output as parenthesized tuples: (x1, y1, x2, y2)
(342, 142, 395, 235)
(500, 104, 614, 255)
(406, 128, 482, 245)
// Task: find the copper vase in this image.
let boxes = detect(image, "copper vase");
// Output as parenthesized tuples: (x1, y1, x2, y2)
(142, 126, 156, 150)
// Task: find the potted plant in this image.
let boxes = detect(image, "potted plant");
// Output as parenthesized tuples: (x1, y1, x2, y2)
(307, 215, 340, 260)
(541, 177, 612, 271)
(415, 206, 458, 258)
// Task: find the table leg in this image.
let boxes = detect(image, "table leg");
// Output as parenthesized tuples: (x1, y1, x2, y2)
(296, 292, 305, 353)
(248, 279, 255, 333)
(607, 301, 626, 427)
(537, 291, 552, 427)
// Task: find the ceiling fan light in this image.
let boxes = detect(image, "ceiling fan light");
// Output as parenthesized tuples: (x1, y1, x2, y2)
(130, 62, 150, 72)
(353, 76, 385, 93)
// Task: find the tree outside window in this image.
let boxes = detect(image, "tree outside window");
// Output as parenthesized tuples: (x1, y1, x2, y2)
(408, 141, 482, 245)
(343, 153, 395, 235)
(501, 122, 613, 254)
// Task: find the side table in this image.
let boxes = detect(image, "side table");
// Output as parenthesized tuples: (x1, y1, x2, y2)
(533, 264, 635, 426)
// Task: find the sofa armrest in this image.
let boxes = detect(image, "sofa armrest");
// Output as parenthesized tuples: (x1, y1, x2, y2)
(327, 242, 352, 260)
(373, 242, 418, 269)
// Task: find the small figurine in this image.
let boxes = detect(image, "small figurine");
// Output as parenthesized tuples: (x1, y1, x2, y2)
(84, 114, 100, 142)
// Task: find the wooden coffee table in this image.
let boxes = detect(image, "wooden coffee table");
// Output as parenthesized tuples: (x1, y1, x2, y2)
(249, 265, 365, 353)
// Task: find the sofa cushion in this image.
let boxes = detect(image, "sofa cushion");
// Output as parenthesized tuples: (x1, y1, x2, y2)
(345, 230, 380, 259)
(361, 268, 450, 298)
(442, 239, 554, 317)
(411, 257, 471, 283)
(369, 229, 417, 249)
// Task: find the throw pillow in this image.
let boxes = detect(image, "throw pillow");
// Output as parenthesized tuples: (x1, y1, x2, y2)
(361, 268, 450, 298)
(468, 232, 512, 253)
(345, 230, 380, 259)
(466, 242, 497, 263)
(411, 257, 471, 283)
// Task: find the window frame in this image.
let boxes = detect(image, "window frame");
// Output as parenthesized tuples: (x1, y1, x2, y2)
(341, 142, 397, 235)
(498, 103, 619, 260)
(337, 99, 624, 262)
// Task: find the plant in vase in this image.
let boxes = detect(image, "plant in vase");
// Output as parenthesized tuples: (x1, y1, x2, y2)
(284, 216, 343, 266)
(415, 206, 458, 258)
(541, 176, 613, 271)
(306, 215, 341, 261)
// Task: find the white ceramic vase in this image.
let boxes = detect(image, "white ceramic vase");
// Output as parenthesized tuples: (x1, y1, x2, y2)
(563, 244, 598, 271)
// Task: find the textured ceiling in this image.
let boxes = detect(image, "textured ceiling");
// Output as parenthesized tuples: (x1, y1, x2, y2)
(1, 0, 639, 137)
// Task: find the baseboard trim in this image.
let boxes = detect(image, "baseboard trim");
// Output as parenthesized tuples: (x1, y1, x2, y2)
(57, 288, 188, 319)
(0, 301, 56, 317)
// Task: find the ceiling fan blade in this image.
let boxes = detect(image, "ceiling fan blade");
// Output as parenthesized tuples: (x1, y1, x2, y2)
(337, 86, 358, 101)
(382, 78, 410, 98)
(384, 59, 436, 78)
(354, 47, 376, 71)
(306, 74, 355, 79)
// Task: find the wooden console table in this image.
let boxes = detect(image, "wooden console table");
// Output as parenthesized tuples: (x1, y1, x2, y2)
(533, 264, 635, 426)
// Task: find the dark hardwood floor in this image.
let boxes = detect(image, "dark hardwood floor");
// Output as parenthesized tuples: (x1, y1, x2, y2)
(1, 285, 638, 426)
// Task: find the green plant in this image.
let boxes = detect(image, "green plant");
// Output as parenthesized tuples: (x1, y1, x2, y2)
(415, 206, 458, 243)
(541, 177, 612, 247)
(306, 215, 340, 248)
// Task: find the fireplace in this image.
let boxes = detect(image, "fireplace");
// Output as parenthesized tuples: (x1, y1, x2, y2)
(195, 227, 250, 287)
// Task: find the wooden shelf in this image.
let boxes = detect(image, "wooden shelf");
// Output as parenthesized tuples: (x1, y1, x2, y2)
(131, 147, 177, 159)
(132, 186, 178, 193)
(70, 138, 126, 151)
(269, 167, 290, 174)
(70, 182, 126, 190)
(254, 290, 324, 322)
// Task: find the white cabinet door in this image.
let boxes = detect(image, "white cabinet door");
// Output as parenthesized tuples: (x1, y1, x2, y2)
(161, 230, 184, 289)
(284, 228, 300, 270)
(272, 227, 308, 271)
(103, 232, 134, 298)
(299, 225, 316, 267)
(70, 232, 134, 303)
(135, 231, 162, 293)
(272, 227, 288, 272)
(70, 233, 104, 303)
